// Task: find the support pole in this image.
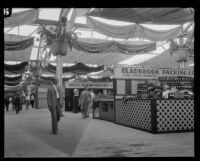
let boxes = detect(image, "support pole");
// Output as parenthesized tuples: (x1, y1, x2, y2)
(35, 34, 43, 109)
(179, 26, 185, 69)
(56, 54, 63, 104)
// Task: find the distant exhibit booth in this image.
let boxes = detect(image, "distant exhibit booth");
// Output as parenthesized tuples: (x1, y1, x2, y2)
(65, 81, 113, 115)
(112, 65, 194, 133)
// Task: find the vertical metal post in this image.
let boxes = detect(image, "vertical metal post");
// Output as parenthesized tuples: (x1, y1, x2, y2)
(56, 54, 63, 105)
(35, 34, 43, 109)
(35, 60, 39, 109)
(179, 25, 185, 69)
(151, 99, 157, 133)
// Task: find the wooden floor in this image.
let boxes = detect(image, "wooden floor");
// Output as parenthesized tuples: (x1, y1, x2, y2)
(4, 105, 194, 157)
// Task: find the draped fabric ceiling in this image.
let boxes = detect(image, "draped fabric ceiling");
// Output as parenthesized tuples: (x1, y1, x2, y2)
(87, 8, 194, 25)
(4, 8, 194, 64)
(4, 75, 23, 86)
(4, 34, 34, 61)
(86, 16, 183, 41)
(54, 39, 158, 65)
(45, 62, 105, 75)
(4, 8, 194, 87)
(4, 9, 38, 28)
(5, 62, 29, 74)
(136, 50, 194, 69)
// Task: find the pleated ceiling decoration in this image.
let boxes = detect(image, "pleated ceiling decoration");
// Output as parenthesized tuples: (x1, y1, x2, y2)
(45, 62, 105, 75)
(86, 16, 182, 41)
(4, 62, 28, 74)
(4, 75, 22, 82)
(87, 8, 194, 24)
(4, 9, 39, 28)
(4, 34, 34, 61)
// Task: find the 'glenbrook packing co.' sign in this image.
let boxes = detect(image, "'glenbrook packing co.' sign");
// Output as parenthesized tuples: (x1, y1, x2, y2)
(114, 66, 194, 79)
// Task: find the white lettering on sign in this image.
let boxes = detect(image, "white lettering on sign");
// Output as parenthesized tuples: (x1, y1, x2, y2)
(114, 66, 194, 79)
(65, 82, 113, 89)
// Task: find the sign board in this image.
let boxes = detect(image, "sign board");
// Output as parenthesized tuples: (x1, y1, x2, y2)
(114, 66, 194, 79)
(65, 82, 113, 89)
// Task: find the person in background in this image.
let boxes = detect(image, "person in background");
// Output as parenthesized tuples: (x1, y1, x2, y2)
(79, 86, 91, 119)
(87, 90, 95, 118)
(20, 92, 25, 111)
(9, 96, 15, 111)
(47, 78, 61, 135)
(162, 84, 171, 99)
(73, 89, 79, 113)
(14, 93, 21, 114)
(25, 92, 30, 110)
(4, 96, 9, 111)
(97, 91, 104, 98)
(30, 93, 35, 108)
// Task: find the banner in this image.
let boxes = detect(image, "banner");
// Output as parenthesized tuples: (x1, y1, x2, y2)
(65, 82, 113, 89)
(114, 66, 194, 79)
(4, 9, 38, 28)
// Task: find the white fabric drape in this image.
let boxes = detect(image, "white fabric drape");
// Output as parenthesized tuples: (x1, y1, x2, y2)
(86, 16, 182, 41)
(4, 9, 39, 28)
(4, 35, 34, 61)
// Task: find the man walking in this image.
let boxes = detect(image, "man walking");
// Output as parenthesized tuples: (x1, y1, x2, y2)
(47, 78, 61, 135)
(87, 90, 95, 118)
(14, 93, 21, 114)
(30, 93, 35, 108)
(4, 96, 9, 111)
(25, 92, 30, 110)
(79, 86, 91, 119)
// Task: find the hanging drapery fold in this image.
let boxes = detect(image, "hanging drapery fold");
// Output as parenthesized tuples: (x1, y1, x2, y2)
(45, 62, 105, 75)
(73, 40, 113, 53)
(86, 16, 182, 41)
(4, 35, 34, 61)
(138, 25, 182, 41)
(39, 75, 76, 81)
(73, 39, 156, 54)
(86, 16, 138, 39)
(5, 37, 34, 51)
(5, 81, 22, 86)
(4, 75, 22, 82)
(4, 9, 39, 28)
(4, 62, 28, 74)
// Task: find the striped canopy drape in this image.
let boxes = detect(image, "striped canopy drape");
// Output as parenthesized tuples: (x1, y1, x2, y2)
(4, 62, 28, 74)
(45, 63, 105, 75)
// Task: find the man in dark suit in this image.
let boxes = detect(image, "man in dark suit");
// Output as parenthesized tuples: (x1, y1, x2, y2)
(14, 93, 21, 114)
(47, 78, 61, 135)
(4, 96, 9, 111)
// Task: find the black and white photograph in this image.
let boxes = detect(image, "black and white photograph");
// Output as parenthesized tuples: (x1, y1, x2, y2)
(3, 7, 196, 158)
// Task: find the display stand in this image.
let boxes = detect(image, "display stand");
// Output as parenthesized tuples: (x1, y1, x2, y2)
(113, 65, 194, 133)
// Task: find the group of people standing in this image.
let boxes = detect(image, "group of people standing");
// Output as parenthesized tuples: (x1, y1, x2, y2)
(4, 92, 35, 114)
(47, 77, 96, 135)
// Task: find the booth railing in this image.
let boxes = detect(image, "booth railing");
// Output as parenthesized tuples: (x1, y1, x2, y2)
(115, 98, 194, 133)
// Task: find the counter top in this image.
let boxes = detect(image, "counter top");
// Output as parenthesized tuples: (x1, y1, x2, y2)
(94, 98, 114, 102)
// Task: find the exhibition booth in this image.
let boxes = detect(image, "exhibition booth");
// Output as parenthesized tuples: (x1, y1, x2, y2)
(94, 65, 194, 133)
